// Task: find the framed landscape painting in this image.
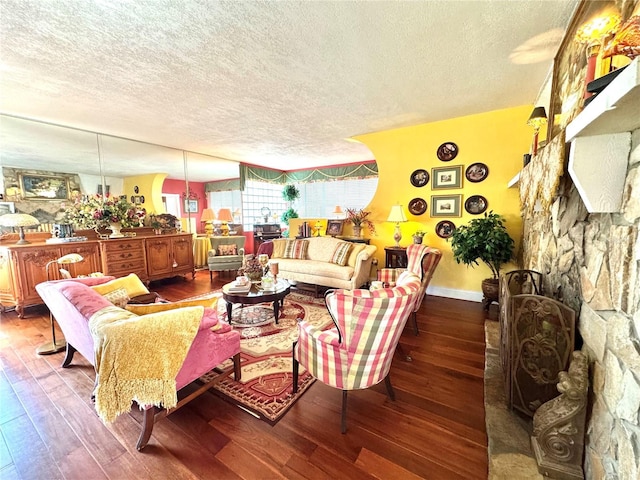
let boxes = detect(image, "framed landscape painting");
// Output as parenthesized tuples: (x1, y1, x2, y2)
(431, 194, 462, 217)
(432, 166, 463, 190)
(20, 173, 69, 200)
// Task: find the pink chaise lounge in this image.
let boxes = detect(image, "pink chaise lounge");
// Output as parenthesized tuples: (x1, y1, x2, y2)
(36, 276, 241, 451)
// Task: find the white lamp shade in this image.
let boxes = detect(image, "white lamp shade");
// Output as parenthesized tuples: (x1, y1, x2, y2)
(57, 253, 84, 264)
(0, 213, 40, 227)
(387, 205, 407, 223)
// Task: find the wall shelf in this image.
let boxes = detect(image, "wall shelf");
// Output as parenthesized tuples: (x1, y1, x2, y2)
(567, 58, 639, 213)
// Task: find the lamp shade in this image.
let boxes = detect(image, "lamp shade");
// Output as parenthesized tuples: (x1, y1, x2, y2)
(386, 205, 407, 223)
(527, 107, 547, 130)
(0, 213, 40, 245)
(217, 208, 233, 222)
(201, 208, 216, 222)
(0, 213, 39, 227)
(57, 253, 84, 265)
(332, 206, 343, 214)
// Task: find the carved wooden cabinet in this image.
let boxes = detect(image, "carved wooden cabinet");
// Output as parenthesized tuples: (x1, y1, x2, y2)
(0, 233, 194, 317)
(0, 241, 101, 317)
(100, 237, 148, 281)
(145, 234, 194, 281)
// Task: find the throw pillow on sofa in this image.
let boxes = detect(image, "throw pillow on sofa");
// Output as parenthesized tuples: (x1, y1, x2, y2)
(103, 287, 130, 308)
(271, 238, 288, 259)
(330, 241, 353, 266)
(283, 239, 308, 259)
(91, 273, 150, 298)
(218, 244, 237, 256)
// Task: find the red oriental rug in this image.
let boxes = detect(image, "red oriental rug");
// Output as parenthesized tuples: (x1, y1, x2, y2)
(197, 292, 332, 425)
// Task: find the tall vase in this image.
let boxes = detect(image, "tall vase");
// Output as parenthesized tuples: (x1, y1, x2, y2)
(109, 222, 123, 238)
(353, 225, 362, 238)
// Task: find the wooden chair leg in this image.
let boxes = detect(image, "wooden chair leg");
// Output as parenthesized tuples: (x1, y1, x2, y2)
(411, 312, 419, 336)
(384, 374, 396, 401)
(61, 343, 77, 367)
(233, 353, 242, 381)
(341, 390, 348, 434)
(396, 343, 412, 362)
(136, 406, 156, 451)
(209, 270, 213, 281)
(292, 341, 299, 394)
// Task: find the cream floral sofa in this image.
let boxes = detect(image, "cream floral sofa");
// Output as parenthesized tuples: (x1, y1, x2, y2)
(269, 237, 376, 291)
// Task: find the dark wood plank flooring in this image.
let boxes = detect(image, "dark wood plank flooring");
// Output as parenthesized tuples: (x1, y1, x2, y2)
(0, 270, 489, 479)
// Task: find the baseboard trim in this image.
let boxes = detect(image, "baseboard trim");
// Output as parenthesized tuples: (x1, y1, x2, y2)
(426, 286, 483, 303)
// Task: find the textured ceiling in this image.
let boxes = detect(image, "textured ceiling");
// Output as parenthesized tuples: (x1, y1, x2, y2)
(0, 0, 578, 182)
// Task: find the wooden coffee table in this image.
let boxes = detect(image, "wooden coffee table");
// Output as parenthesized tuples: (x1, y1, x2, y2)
(222, 279, 291, 325)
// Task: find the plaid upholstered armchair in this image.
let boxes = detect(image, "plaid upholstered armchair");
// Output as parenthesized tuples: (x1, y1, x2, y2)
(292, 272, 421, 433)
(377, 244, 442, 336)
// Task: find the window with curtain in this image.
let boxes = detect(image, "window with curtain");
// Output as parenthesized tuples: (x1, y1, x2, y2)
(210, 176, 378, 231)
(241, 180, 288, 230)
(295, 177, 378, 217)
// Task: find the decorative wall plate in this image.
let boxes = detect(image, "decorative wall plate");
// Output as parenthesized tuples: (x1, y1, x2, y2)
(465, 195, 488, 214)
(437, 142, 458, 161)
(435, 220, 455, 239)
(465, 163, 489, 183)
(408, 197, 427, 215)
(410, 169, 429, 187)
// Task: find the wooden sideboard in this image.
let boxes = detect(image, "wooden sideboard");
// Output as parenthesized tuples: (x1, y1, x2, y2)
(0, 233, 194, 317)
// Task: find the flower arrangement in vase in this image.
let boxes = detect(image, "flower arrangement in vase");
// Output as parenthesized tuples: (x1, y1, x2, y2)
(62, 194, 142, 233)
(345, 208, 376, 237)
(238, 254, 263, 282)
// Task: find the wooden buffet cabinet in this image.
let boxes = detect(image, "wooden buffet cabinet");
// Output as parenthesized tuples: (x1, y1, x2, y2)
(0, 233, 194, 317)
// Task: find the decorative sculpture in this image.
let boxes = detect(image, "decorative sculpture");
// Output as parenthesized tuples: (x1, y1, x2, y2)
(531, 351, 588, 480)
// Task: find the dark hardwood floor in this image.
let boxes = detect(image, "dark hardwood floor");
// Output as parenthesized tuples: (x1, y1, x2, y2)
(0, 270, 489, 479)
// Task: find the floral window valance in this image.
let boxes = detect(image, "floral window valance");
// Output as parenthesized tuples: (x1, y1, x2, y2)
(207, 162, 378, 192)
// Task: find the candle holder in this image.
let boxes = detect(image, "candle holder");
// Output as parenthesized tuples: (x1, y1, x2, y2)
(269, 261, 279, 284)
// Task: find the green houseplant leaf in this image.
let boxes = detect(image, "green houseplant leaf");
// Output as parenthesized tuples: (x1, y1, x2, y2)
(282, 184, 300, 202)
(449, 211, 514, 279)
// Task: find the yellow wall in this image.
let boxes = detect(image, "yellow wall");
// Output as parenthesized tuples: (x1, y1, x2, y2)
(356, 105, 532, 295)
(123, 173, 167, 216)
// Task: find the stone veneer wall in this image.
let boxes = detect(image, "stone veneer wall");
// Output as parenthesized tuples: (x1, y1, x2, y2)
(520, 129, 639, 479)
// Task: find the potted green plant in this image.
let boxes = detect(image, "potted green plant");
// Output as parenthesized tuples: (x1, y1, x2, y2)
(449, 211, 515, 310)
(412, 230, 426, 244)
(281, 207, 299, 225)
(282, 184, 300, 202)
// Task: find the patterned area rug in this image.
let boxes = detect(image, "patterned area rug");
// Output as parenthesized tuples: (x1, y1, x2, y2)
(197, 291, 332, 424)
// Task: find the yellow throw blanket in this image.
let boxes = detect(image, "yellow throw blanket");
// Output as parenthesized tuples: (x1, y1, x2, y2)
(88, 305, 203, 423)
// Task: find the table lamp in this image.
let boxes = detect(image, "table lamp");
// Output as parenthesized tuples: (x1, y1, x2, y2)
(332, 206, 343, 218)
(387, 205, 407, 247)
(527, 107, 547, 156)
(201, 208, 215, 236)
(37, 253, 84, 355)
(217, 208, 233, 236)
(0, 213, 40, 244)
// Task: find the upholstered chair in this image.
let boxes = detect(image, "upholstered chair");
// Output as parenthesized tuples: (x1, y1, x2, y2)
(377, 244, 442, 336)
(292, 272, 421, 433)
(207, 235, 246, 280)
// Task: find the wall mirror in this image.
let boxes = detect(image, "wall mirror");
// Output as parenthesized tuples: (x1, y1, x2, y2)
(0, 114, 240, 234)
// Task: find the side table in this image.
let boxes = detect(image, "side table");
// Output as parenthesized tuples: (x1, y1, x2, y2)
(384, 246, 407, 268)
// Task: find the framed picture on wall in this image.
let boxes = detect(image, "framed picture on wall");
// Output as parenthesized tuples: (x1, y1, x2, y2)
(184, 199, 198, 213)
(431, 194, 462, 217)
(326, 220, 344, 236)
(20, 173, 70, 200)
(0, 202, 15, 215)
(432, 165, 463, 189)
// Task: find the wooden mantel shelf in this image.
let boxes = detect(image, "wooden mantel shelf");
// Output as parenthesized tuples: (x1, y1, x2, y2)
(567, 58, 639, 213)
